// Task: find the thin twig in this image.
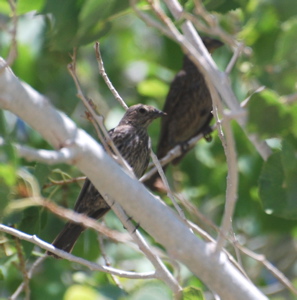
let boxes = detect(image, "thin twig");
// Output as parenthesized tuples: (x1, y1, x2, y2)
(2, 0, 18, 69)
(241, 86, 266, 108)
(97, 234, 123, 288)
(15, 143, 79, 164)
(130, 0, 175, 39)
(210, 84, 238, 254)
(0, 224, 156, 279)
(141, 127, 214, 181)
(150, 149, 191, 230)
(43, 176, 86, 189)
(237, 244, 297, 295)
(38, 198, 131, 243)
(12, 228, 30, 300)
(10, 256, 45, 300)
(225, 42, 245, 75)
(280, 92, 297, 104)
(94, 42, 128, 110)
(182, 11, 238, 49)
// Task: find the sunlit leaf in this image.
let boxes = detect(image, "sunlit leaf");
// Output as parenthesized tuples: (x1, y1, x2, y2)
(0, 164, 16, 186)
(137, 79, 169, 98)
(19, 207, 41, 256)
(33, 163, 51, 188)
(64, 285, 99, 300)
(17, 0, 45, 14)
(0, 0, 11, 14)
(183, 286, 205, 300)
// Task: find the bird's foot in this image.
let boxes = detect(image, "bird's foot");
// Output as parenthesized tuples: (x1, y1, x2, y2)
(133, 223, 140, 233)
(202, 126, 213, 142)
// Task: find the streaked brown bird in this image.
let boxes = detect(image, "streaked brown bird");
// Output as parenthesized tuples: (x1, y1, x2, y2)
(48, 104, 165, 257)
(145, 37, 223, 192)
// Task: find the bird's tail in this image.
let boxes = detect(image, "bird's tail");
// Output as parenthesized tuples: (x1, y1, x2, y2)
(47, 223, 84, 258)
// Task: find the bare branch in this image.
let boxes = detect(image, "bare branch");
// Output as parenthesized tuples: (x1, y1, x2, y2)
(280, 92, 297, 104)
(210, 85, 238, 254)
(94, 42, 128, 110)
(130, 0, 175, 39)
(141, 128, 210, 181)
(97, 234, 123, 288)
(15, 144, 79, 164)
(0, 224, 156, 279)
(1, 0, 18, 69)
(10, 257, 46, 300)
(150, 149, 190, 230)
(43, 176, 86, 189)
(12, 226, 31, 300)
(237, 245, 297, 295)
(225, 42, 245, 75)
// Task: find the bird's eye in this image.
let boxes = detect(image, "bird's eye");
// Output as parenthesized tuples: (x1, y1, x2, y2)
(139, 107, 146, 114)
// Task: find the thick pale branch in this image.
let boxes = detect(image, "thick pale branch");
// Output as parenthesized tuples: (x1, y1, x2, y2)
(0, 59, 78, 150)
(15, 144, 79, 164)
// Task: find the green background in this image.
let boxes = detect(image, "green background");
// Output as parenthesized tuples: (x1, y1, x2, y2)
(1, 0, 297, 299)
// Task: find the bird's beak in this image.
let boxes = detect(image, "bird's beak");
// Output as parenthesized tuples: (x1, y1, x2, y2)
(212, 39, 224, 50)
(157, 110, 167, 117)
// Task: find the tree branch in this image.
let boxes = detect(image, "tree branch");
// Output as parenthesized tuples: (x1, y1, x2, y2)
(0, 224, 156, 279)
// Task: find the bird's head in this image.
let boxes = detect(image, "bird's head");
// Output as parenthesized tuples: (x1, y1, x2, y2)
(201, 36, 224, 53)
(119, 104, 166, 128)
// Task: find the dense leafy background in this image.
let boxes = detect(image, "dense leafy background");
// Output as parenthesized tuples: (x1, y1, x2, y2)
(1, 0, 297, 299)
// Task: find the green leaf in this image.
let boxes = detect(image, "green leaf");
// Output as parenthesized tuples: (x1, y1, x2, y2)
(0, 254, 18, 280)
(17, 0, 45, 14)
(137, 79, 169, 98)
(42, 0, 81, 50)
(64, 285, 99, 300)
(0, 139, 19, 168)
(275, 18, 297, 63)
(0, 164, 16, 219)
(259, 139, 297, 219)
(42, 0, 130, 50)
(247, 89, 293, 138)
(183, 286, 205, 300)
(0, 0, 11, 14)
(0, 164, 17, 186)
(271, 0, 297, 21)
(204, 0, 241, 13)
(0, 268, 4, 280)
(19, 207, 41, 256)
(33, 163, 52, 188)
(259, 152, 286, 214)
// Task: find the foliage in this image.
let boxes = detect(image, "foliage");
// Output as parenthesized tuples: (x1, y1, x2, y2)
(0, 0, 297, 299)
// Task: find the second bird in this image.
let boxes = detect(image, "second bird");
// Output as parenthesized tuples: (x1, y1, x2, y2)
(145, 37, 223, 192)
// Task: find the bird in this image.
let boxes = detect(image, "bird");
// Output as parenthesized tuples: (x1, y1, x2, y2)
(48, 104, 165, 257)
(144, 37, 223, 192)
